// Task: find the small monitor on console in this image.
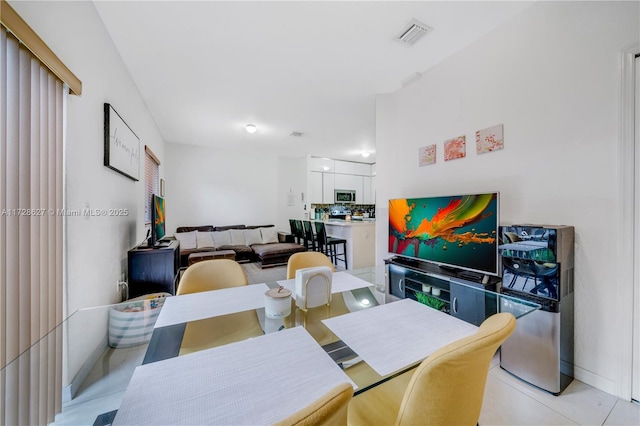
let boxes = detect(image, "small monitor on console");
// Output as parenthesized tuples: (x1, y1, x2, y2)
(150, 194, 166, 248)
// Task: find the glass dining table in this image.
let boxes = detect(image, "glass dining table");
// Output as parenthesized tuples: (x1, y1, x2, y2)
(108, 266, 539, 425)
(143, 266, 540, 395)
(8, 266, 539, 425)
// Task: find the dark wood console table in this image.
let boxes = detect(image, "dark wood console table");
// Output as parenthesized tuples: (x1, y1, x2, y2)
(128, 240, 180, 298)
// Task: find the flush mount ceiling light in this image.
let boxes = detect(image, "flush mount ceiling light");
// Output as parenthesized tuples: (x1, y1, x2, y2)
(361, 151, 371, 158)
(395, 19, 432, 46)
(245, 124, 257, 134)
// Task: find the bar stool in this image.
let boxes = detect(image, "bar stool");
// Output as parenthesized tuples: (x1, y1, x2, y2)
(314, 222, 348, 269)
(302, 220, 319, 251)
(289, 219, 302, 244)
(291, 219, 305, 246)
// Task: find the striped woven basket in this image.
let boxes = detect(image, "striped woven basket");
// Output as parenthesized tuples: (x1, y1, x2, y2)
(108, 293, 170, 348)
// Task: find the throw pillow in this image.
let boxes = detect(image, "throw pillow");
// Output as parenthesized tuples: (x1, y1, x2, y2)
(260, 226, 278, 244)
(243, 228, 263, 246)
(175, 231, 197, 250)
(229, 229, 246, 246)
(212, 230, 232, 247)
(196, 231, 215, 249)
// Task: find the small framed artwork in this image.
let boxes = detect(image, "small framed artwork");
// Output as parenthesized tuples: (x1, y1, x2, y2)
(418, 144, 437, 166)
(444, 135, 466, 161)
(476, 124, 504, 154)
(104, 103, 140, 181)
(160, 179, 165, 197)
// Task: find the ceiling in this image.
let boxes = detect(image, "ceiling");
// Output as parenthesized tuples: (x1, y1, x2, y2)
(94, 1, 534, 164)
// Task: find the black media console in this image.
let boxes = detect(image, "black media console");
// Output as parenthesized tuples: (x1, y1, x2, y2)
(384, 256, 499, 326)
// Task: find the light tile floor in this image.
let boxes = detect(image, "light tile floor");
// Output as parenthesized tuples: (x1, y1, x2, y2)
(52, 264, 640, 425)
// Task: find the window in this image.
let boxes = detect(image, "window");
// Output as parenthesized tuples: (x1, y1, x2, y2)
(1, 18, 77, 425)
(144, 146, 160, 224)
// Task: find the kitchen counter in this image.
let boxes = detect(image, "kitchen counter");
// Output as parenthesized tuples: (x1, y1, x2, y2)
(314, 219, 376, 226)
(313, 220, 375, 269)
(313, 219, 375, 226)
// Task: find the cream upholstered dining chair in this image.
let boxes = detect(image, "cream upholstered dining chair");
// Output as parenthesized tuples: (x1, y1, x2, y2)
(285, 252, 342, 346)
(274, 382, 354, 426)
(286, 251, 335, 279)
(177, 258, 248, 294)
(347, 312, 516, 426)
(176, 259, 263, 355)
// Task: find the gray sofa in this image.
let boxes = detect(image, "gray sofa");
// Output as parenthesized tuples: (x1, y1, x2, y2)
(175, 224, 305, 268)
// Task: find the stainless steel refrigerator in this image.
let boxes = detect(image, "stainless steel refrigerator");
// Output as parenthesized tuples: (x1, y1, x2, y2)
(498, 225, 575, 395)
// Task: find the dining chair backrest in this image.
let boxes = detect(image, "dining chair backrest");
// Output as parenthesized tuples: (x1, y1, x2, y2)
(286, 251, 335, 279)
(274, 382, 353, 426)
(177, 259, 261, 355)
(177, 259, 248, 295)
(394, 312, 516, 425)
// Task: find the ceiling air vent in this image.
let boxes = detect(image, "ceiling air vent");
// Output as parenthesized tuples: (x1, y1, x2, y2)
(289, 131, 303, 137)
(395, 19, 432, 46)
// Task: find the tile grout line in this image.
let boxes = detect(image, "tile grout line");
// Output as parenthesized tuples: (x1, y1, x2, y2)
(600, 400, 618, 426)
(487, 367, 580, 425)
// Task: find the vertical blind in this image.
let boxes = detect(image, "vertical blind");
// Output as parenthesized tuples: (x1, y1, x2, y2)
(1, 27, 65, 425)
(144, 146, 160, 225)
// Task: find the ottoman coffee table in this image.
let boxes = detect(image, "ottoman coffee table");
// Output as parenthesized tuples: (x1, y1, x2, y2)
(188, 250, 236, 265)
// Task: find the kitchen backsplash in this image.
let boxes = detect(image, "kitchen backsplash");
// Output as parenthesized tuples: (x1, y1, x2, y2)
(310, 203, 375, 219)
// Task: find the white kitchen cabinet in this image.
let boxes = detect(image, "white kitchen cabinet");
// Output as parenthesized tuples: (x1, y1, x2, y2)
(309, 157, 335, 172)
(334, 160, 371, 176)
(362, 176, 372, 204)
(309, 171, 323, 204)
(308, 157, 375, 205)
(371, 176, 376, 203)
(333, 160, 354, 174)
(353, 162, 372, 176)
(322, 173, 335, 204)
(334, 174, 361, 193)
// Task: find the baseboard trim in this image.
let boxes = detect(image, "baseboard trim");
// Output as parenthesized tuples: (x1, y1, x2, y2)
(572, 364, 616, 396)
(62, 335, 109, 403)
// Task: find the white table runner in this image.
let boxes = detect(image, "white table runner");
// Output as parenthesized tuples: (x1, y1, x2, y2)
(113, 327, 354, 426)
(277, 271, 373, 295)
(154, 283, 270, 328)
(322, 298, 478, 376)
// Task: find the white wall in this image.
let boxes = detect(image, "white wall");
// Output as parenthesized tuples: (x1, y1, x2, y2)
(12, 0, 166, 312)
(165, 143, 287, 233)
(11, 0, 166, 387)
(375, 1, 639, 396)
(277, 156, 308, 232)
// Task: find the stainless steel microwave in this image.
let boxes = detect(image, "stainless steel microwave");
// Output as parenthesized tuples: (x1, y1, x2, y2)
(335, 189, 356, 204)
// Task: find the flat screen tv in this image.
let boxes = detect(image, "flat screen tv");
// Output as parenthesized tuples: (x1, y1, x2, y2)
(150, 194, 166, 247)
(388, 192, 499, 277)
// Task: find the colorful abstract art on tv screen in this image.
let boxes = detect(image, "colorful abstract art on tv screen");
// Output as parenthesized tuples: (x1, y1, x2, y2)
(388, 192, 499, 276)
(151, 194, 166, 246)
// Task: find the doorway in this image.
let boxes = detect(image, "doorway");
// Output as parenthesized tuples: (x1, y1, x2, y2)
(633, 53, 639, 403)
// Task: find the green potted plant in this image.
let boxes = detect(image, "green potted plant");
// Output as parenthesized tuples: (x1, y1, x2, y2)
(415, 292, 446, 312)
